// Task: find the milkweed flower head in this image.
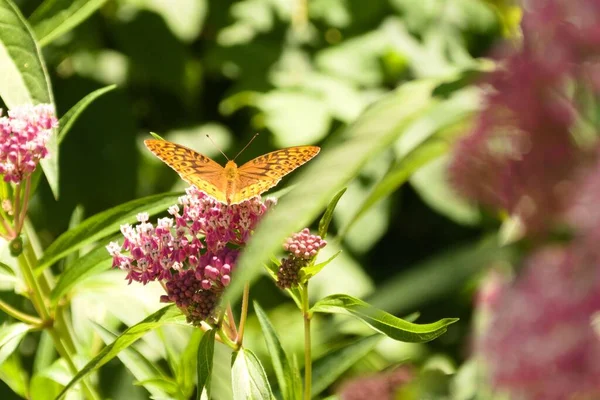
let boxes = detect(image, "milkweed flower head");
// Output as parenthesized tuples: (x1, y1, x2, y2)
(448, 0, 600, 235)
(0, 104, 57, 184)
(338, 367, 414, 400)
(478, 246, 600, 400)
(107, 186, 275, 325)
(276, 228, 326, 289)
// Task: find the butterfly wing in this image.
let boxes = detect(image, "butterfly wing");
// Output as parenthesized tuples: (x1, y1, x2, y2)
(233, 146, 320, 203)
(144, 139, 228, 202)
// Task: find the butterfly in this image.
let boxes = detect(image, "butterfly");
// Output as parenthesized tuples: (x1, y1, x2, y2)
(144, 138, 320, 205)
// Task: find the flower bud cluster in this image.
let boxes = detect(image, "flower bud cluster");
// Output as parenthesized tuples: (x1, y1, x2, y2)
(277, 229, 326, 289)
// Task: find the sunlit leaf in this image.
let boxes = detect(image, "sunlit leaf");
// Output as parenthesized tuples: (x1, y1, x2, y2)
(93, 323, 173, 399)
(231, 348, 274, 400)
(29, 0, 108, 47)
(318, 188, 346, 239)
(0, 323, 32, 365)
(254, 302, 301, 400)
(197, 329, 216, 400)
(55, 305, 185, 400)
(50, 235, 118, 306)
(311, 294, 458, 343)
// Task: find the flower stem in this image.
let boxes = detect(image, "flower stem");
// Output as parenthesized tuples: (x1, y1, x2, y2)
(0, 298, 43, 326)
(236, 282, 250, 348)
(12, 183, 21, 238)
(15, 176, 31, 234)
(301, 282, 312, 400)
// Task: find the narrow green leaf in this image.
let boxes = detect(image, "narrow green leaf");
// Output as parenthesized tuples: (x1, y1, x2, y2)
(311, 335, 380, 397)
(0, 323, 32, 365)
(226, 79, 441, 305)
(300, 250, 341, 281)
(0, 353, 28, 398)
(0, 0, 58, 198)
(58, 85, 117, 143)
(341, 140, 448, 236)
(254, 302, 300, 400)
(0, 0, 52, 106)
(179, 329, 203, 397)
(150, 131, 165, 140)
(231, 348, 275, 400)
(93, 323, 173, 399)
(197, 329, 216, 400)
(318, 188, 346, 239)
(29, 0, 108, 47)
(37, 192, 181, 273)
(0, 260, 15, 277)
(50, 235, 118, 306)
(311, 294, 458, 343)
(55, 305, 185, 400)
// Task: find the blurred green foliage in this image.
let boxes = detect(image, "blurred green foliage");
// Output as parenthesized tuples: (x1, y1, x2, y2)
(0, 0, 512, 398)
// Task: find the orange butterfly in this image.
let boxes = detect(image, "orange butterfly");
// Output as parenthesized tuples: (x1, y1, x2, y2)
(144, 138, 320, 205)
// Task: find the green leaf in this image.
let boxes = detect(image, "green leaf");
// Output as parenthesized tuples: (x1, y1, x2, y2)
(93, 323, 173, 400)
(50, 235, 117, 306)
(311, 294, 458, 343)
(300, 250, 341, 281)
(55, 305, 185, 400)
(318, 188, 346, 239)
(149, 131, 165, 140)
(0, 323, 32, 365)
(179, 329, 202, 397)
(226, 79, 441, 305)
(58, 85, 117, 143)
(254, 302, 301, 400)
(0, 353, 28, 398)
(197, 329, 216, 400)
(311, 335, 381, 397)
(231, 348, 275, 400)
(0, 0, 58, 198)
(37, 192, 181, 273)
(29, 0, 108, 47)
(341, 140, 448, 236)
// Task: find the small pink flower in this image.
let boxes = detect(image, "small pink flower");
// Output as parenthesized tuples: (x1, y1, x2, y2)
(0, 104, 57, 184)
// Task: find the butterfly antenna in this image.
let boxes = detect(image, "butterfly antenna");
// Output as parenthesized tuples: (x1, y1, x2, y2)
(233, 133, 260, 161)
(206, 135, 229, 161)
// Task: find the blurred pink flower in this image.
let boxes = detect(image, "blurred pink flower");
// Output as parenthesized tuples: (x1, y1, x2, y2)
(449, 0, 600, 235)
(479, 246, 600, 400)
(338, 367, 413, 400)
(0, 104, 57, 184)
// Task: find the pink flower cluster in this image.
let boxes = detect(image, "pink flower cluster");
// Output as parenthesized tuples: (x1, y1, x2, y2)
(0, 104, 57, 184)
(450, 1, 600, 398)
(338, 367, 413, 400)
(277, 229, 326, 289)
(479, 246, 600, 399)
(448, 0, 600, 235)
(107, 187, 275, 324)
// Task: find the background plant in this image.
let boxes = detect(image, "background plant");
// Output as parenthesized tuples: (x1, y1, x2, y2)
(3, 0, 580, 399)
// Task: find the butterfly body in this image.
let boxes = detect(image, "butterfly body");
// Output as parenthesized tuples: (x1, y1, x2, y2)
(144, 139, 319, 205)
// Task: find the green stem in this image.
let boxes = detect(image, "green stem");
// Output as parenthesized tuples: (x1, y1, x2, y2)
(235, 282, 250, 348)
(15, 176, 31, 235)
(19, 225, 100, 400)
(0, 298, 43, 326)
(301, 282, 312, 400)
(217, 326, 238, 350)
(12, 183, 21, 238)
